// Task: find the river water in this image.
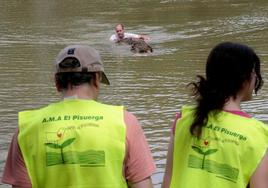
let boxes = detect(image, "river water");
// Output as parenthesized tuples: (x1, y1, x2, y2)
(1, 1, 268, 187)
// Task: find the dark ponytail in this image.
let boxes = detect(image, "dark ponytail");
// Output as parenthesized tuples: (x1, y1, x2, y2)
(189, 42, 263, 137)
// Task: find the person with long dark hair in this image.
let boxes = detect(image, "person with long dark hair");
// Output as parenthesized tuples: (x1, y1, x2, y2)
(162, 42, 268, 188)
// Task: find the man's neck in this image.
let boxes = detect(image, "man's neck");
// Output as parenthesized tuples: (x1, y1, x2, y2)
(61, 84, 98, 100)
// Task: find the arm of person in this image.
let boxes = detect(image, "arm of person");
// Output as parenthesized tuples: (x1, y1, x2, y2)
(138, 35, 150, 41)
(109, 34, 117, 42)
(124, 33, 150, 41)
(162, 112, 181, 188)
(250, 149, 268, 188)
(123, 110, 156, 188)
(161, 133, 174, 188)
(129, 177, 153, 188)
(1, 129, 31, 188)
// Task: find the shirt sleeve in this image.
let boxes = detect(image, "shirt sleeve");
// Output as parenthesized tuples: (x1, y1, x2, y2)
(1, 129, 31, 187)
(171, 112, 181, 135)
(124, 110, 156, 183)
(109, 34, 117, 42)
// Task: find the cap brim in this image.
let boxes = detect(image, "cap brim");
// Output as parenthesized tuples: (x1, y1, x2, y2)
(101, 72, 110, 85)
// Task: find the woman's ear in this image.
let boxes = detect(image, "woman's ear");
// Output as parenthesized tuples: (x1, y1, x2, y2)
(240, 75, 256, 102)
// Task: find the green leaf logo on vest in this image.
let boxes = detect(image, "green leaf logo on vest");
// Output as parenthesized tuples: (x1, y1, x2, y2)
(45, 130, 105, 167)
(188, 138, 239, 183)
(46, 138, 75, 164)
(191, 142, 218, 169)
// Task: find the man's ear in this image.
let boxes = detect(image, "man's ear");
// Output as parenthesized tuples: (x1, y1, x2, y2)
(92, 72, 101, 89)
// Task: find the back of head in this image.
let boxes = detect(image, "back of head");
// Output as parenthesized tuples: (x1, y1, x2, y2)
(206, 42, 262, 97)
(54, 44, 110, 91)
(190, 42, 263, 136)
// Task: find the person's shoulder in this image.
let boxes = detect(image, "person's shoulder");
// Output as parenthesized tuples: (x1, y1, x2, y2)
(109, 34, 117, 41)
(254, 120, 268, 136)
(124, 110, 139, 125)
(19, 104, 51, 116)
(96, 101, 123, 108)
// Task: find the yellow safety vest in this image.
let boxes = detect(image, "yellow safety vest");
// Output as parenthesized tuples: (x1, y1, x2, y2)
(170, 105, 268, 188)
(18, 99, 128, 188)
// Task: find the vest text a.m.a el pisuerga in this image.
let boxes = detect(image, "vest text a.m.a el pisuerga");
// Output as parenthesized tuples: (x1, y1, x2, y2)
(42, 115, 104, 123)
(205, 123, 247, 141)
